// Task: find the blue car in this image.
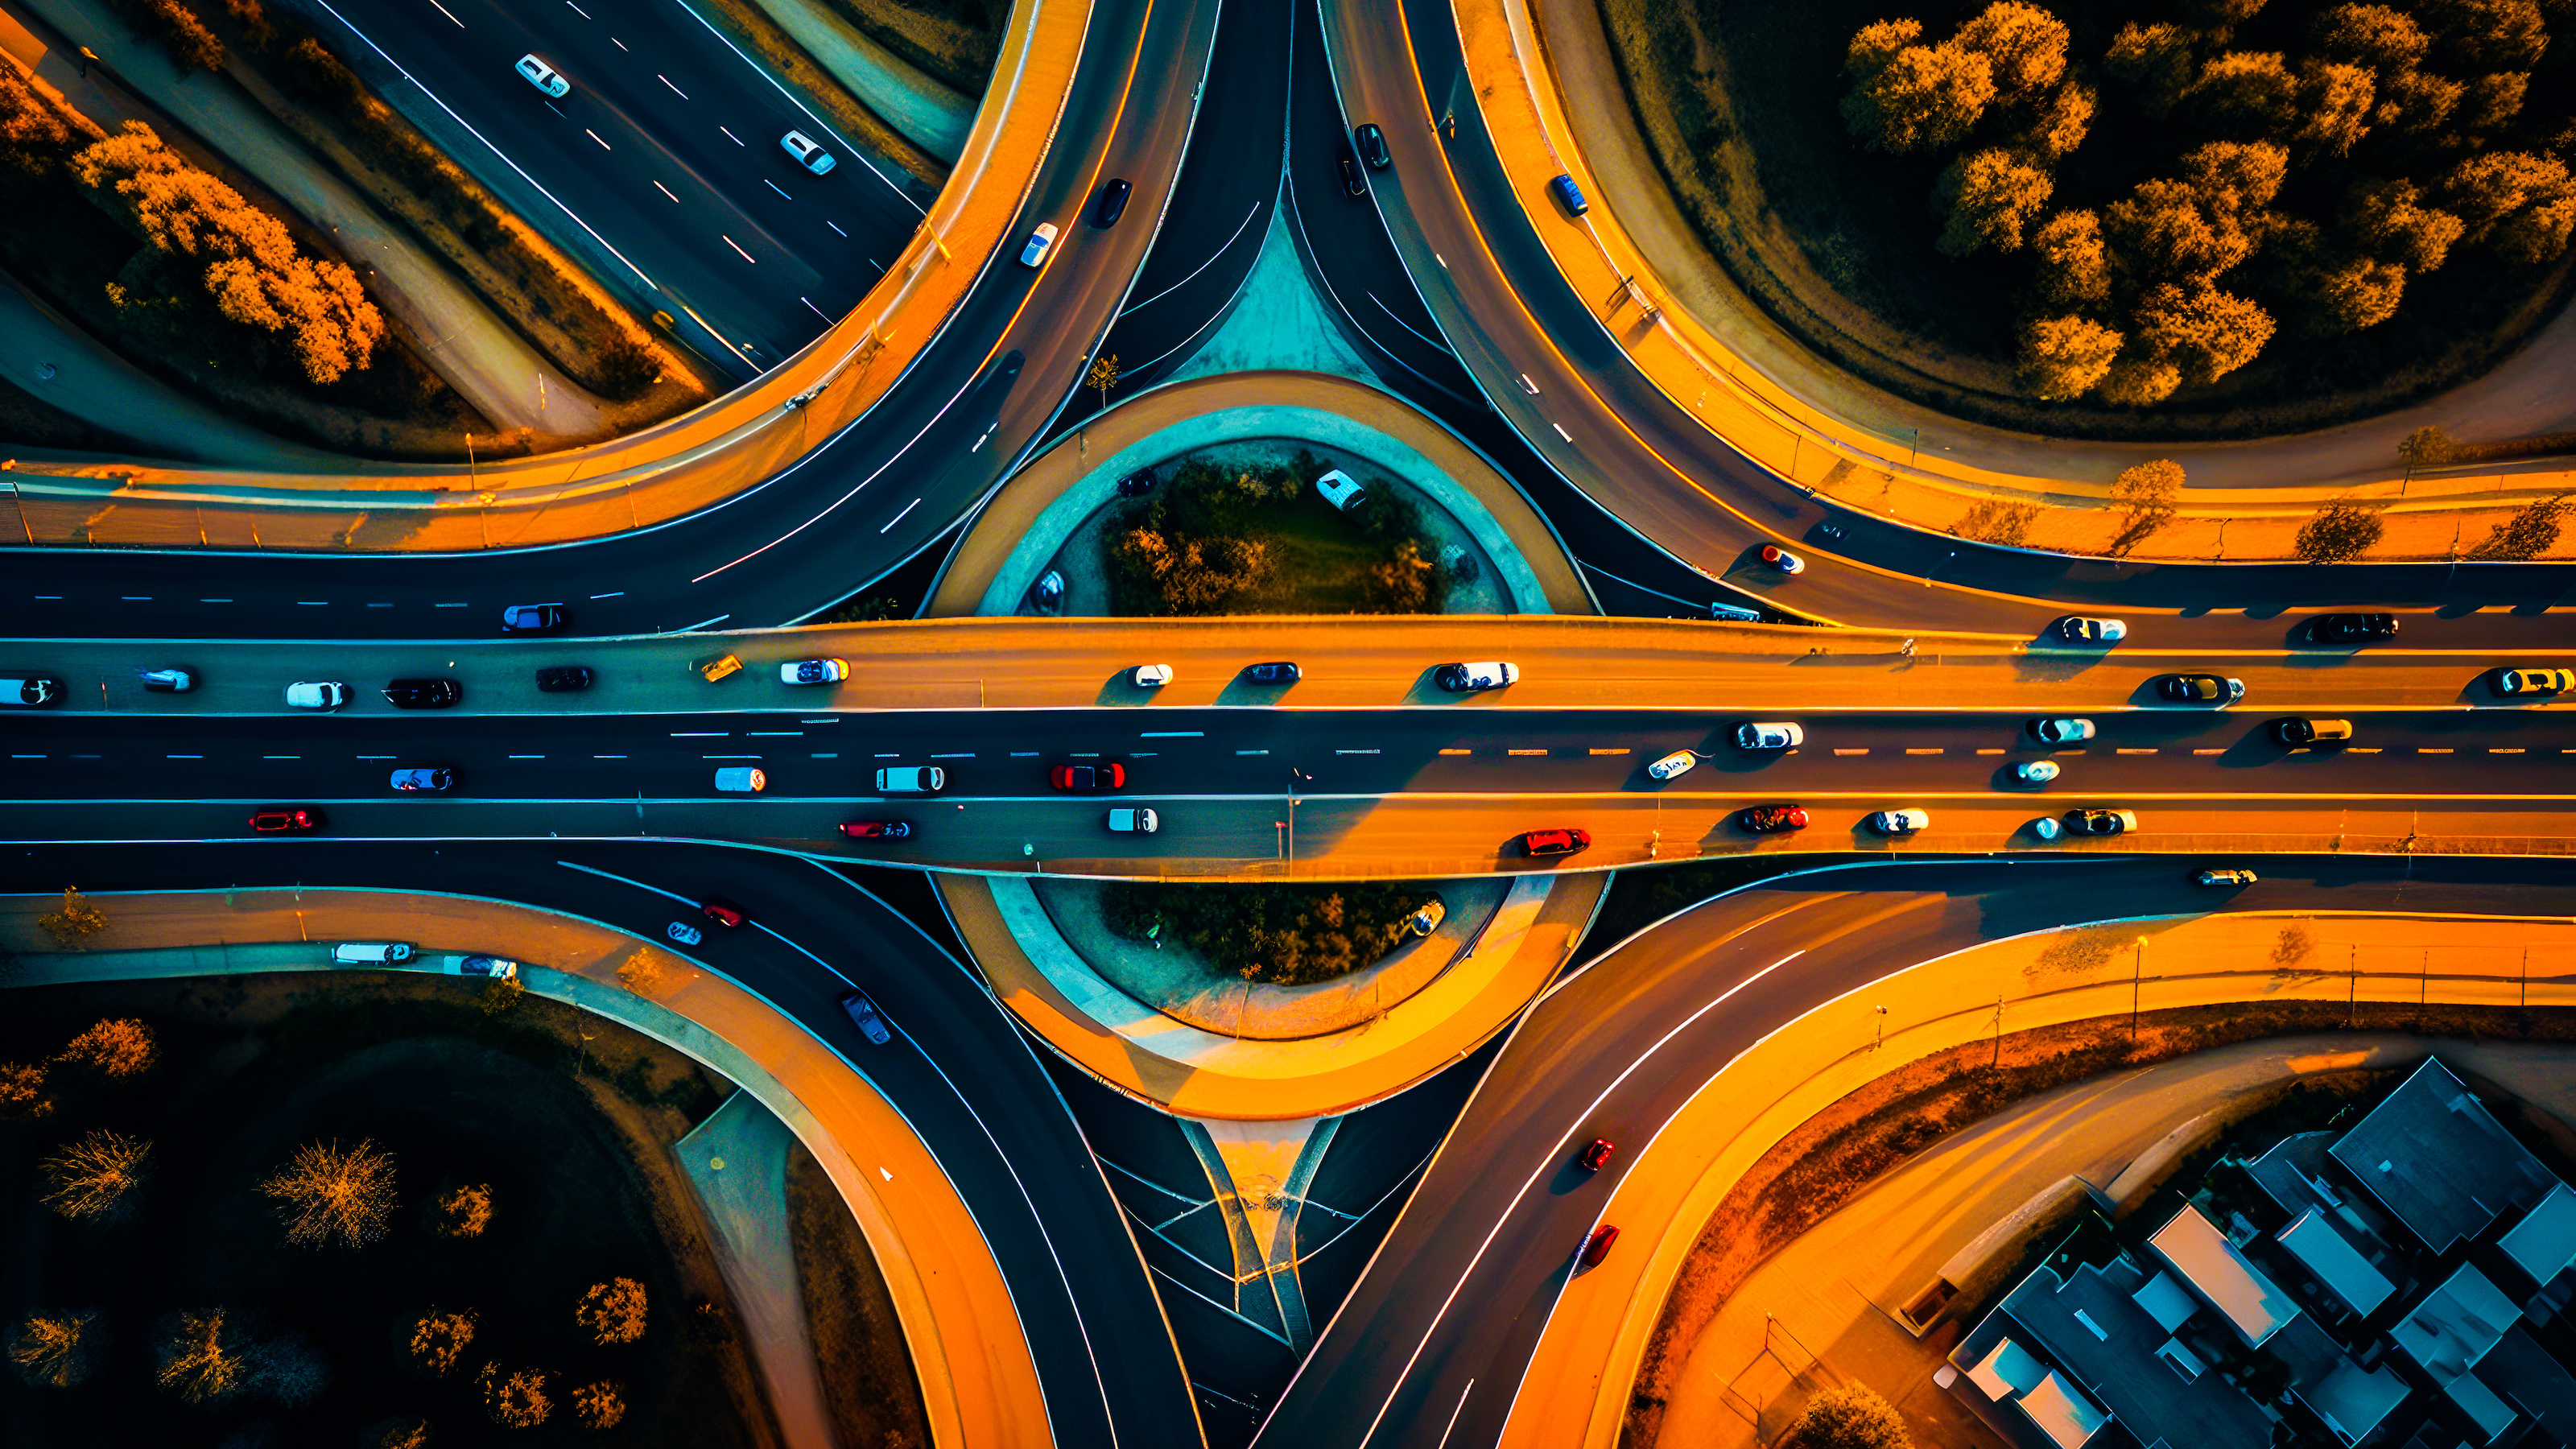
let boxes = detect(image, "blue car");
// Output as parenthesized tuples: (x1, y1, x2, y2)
(840, 990, 892, 1046)
(1549, 173, 1588, 217)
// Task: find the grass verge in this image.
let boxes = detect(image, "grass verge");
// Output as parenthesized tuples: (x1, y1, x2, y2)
(784, 1138, 931, 1449)
(1101, 881, 1443, 988)
(816, 0, 1001, 97)
(1104, 452, 1450, 616)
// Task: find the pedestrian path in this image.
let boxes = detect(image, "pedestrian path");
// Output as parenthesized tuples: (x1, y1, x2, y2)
(677, 1092, 838, 1449)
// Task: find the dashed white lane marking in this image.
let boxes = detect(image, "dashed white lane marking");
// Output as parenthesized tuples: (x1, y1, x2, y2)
(1976, 748, 2004, 755)
(1507, 749, 1546, 757)
(800, 719, 839, 724)
(746, 731, 802, 737)
(594, 754, 626, 759)
(2350, 748, 2383, 753)
(263, 755, 298, 760)
(592, 591, 625, 599)
(659, 75, 687, 98)
(1339, 749, 1381, 755)
(873, 753, 901, 758)
(671, 731, 727, 737)
(1012, 751, 1041, 757)
(1834, 747, 1868, 756)
(2420, 748, 2454, 753)
(1439, 748, 1471, 756)
(1235, 749, 1267, 755)
(654, 180, 680, 202)
(2194, 748, 2224, 754)
(510, 754, 543, 759)
(704, 754, 760, 759)
(1141, 732, 1203, 738)
(931, 753, 973, 758)
(723, 236, 756, 263)
(1588, 748, 1629, 755)
(587, 129, 612, 150)
(2117, 748, 2157, 754)
(766, 180, 792, 200)
(2492, 748, 2525, 753)
(810, 753, 838, 758)
(1905, 747, 1942, 755)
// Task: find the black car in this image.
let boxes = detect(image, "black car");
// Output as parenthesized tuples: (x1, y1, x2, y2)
(840, 989, 892, 1046)
(2064, 808, 2137, 836)
(384, 678, 462, 708)
(1115, 469, 1157, 497)
(1093, 176, 1131, 227)
(1339, 151, 1366, 199)
(1354, 122, 1389, 168)
(2156, 673, 2244, 704)
(535, 665, 594, 692)
(1245, 661, 1302, 684)
(2310, 613, 2398, 642)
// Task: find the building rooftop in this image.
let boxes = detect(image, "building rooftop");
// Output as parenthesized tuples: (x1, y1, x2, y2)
(1992, 1258, 2273, 1449)
(2391, 1262, 2519, 1384)
(2301, 1356, 2412, 1447)
(2277, 1208, 2396, 1318)
(2329, 1059, 2554, 1255)
(2475, 1325, 2576, 1444)
(2018, 1372, 2110, 1449)
(2149, 1203, 2301, 1346)
(2500, 1179, 2576, 1291)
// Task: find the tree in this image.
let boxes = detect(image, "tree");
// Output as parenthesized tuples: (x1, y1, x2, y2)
(1934, 148, 2054, 255)
(1084, 352, 1120, 408)
(2190, 52, 2302, 136)
(2104, 179, 2256, 280)
(2017, 314, 2122, 398)
(2467, 493, 2570, 559)
(2345, 180, 2462, 271)
(2295, 500, 2386, 562)
(0, 1062, 51, 1121)
(2021, 82, 2093, 160)
(2105, 23, 2198, 118)
(1786, 1384, 1913, 1449)
(2133, 279, 2274, 385)
(2312, 3, 2429, 75)
(2028, 210, 2110, 306)
(2099, 353, 2186, 406)
(115, 0, 224, 71)
(2376, 68, 2462, 133)
(2458, 72, 2529, 135)
(2398, 423, 2458, 465)
(480, 1364, 552, 1427)
(2446, 152, 2575, 262)
(2108, 459, 2184, 555)
(2294, 60, 2376, 155)
(572, 1380, 628, 1430)
(1841, 40, 1996, 153)
(576, 1278, 647, 1345)
(2420, 0, 2548, 71)
(72, 122, 384, 386)
(2183, 140, 2290, 212)
(56, 1018, 157, 1077)
(1955, 2, 2068, 97)
(0, 65, 85, 178)
(261, 1138, 397, 1249)
(39, 1130, 151, 1220)
(427, 1181, 495, 1238)
(479, 975, 526, 1014)
(360, 1418, 432, 1449)
(37, 887, 109, 949)
(2309, 256, 2408, 331)
(407, 1308, 477, 1377)
(155, 1308, 249, 1403)
(8, 1311, 101, 1388)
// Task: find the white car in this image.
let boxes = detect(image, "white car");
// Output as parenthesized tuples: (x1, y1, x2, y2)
(1736, 721, 1804, 749)
(515, 53, 570, 97)
(452, 955, 521, 978)
(780, 658, 848, 684)
(1315, 469, 1367, 511)
(285, 681, 348, 710)
(1871, 808, 1930, 836)
(2014, 759, 2061, 783)
(1020, 222, 1059, 267)
(877, 766, 945, 794)
(2058, 616, 2127, 643)
(1436, 662, 1517, 692)
(1647, 749, 1698, 781)
(780, 130, 836, 175)
(2029, 716, 2095, 744)
(1405, 898, 1447, 935)
(1132, 664, 1173, 687)
(332, 942, 413, 965)
(714, 766, 767, 793)
(1106, 807, 1158, 834)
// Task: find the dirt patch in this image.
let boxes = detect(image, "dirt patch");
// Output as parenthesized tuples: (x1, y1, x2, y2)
(783, 1137, 930, 1449)
(0, 972, 777, 1449)
(1595, 0, 2576, 440)
(0, 378, 138, 453)
(819, 0, 1001, 97)
(1624, 998, 2576, 1446)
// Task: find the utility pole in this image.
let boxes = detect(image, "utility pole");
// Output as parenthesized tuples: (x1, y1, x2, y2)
(1872, 1005, 1887, 1052)
(2132, 939, 2143, 1039)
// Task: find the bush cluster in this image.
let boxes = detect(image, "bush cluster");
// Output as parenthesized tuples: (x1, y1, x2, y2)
(1101, 882, 1444, 987)
(1840, 0, 2576, 407)
(1104, 454, 1450, 617)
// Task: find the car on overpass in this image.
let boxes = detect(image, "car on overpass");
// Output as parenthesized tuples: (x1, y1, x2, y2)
(1243, 661, 1302, 684)
(514, 53, 570, 98)
(2029, 716, 2095, 744)
(1737, 803, 1808, 834)
(1354, 123, 1390, 168)
(535, 666, 594, 692)
(452, 955, 521, 978)
(1020, 222, 1059, 268)
(2275, 717, 2354, 745)
(1736, 721, 1802, 749)
(502, 604, 564, 632)
(840, 990, 892, 1045)
(1435, 662, 1517, 692)
(2013, 759, 2061, 783)
(385, 678, 462, 708)
(1521, 828, 1591, 857)
(2157, 673, 2245, 704)
(877, 766, 944, 793)
(779, 130, 836, 175)
(2197, 868, 2259, 886)
(1106, 807, 1158, 834)
(2057, 616, 2126, 642)
(1869, 808, 1930, 836)
(2064, 808, 2139, 836)
(1130, 663, 1173, 687)
(779, 658, 848, 684)
(1647, 749, 1699, 781)
(285, 680, 348, 710)
(0, 676, 61, 707)
(1581, 1224, 1618, 1265)
(390, 767, 454, 791)
(2495, 666, 2574, 696)
(250, 807, 324, 833)
(1578, 1138, 1616, 1171)
(138, 668, 193, 692)
(2310, 613, 2397, 642)
(840, 820, 914, 840)
(1051, 762, 1126, 792)
(1758, 544, 1804, 574)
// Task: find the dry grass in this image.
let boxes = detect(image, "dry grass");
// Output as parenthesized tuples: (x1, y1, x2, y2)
(818, 0, 1001, 96)
(785, 1141, 931, 1449)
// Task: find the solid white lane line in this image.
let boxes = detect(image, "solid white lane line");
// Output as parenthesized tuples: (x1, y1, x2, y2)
(723, 235, 756, 263)
(659, 74, 687, 98)
(877, 497, 921, 534)
(720, 126, 744, 146)
(1433, 1380, 1476, 1449)
(766, 180, 791, 199)
(590, 590, 624, 598)
(828, 220, 848, 236)
(587, 129, 611, 150)
(427, 0, 464, 23)
(654, 180, 679, 202)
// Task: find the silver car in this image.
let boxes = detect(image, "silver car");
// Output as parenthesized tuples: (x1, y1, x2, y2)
(1870, 808, 1930, 836)
(1736, 721, 1804, 749)
(515, 53, 570, 97)
(2029, 717, 2095, 744)
(780, 130, 836, 175)
(1647, 749, 1698, 781)
(1106, 807, 1158, 834)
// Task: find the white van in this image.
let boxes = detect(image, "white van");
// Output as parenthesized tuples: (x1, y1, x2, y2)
(876, 766, 945, 794)
(715, 767, 766, 793)
(1315, 469, 1367, 511)
(332, 942, 414, 964)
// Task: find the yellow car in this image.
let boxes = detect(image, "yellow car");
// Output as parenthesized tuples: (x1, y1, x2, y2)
(2495, 667, 2575, 696)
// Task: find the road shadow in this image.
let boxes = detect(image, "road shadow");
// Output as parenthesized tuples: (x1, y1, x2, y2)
(1216, 674, 1302, 707)
(1546, 1153, 1608, 1198)
(1094, 671, 1174, 705)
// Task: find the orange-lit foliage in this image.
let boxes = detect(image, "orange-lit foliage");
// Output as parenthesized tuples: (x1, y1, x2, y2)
(261, 1138, 397, 1248)
(572, 1379, 627, 1430)
(57, 1018, 158, 1077)
(39, 1130, 151, 1220)
(574, 1278, 647, 1345)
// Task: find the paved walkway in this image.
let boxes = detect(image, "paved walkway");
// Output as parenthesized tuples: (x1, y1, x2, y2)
(10, 0, 613, 440)
(927, 369, 1595, 617)
(939, 869, 1604, 1118)
(1461, 0, 2576, 563)
(1502, 906, 2576, 1449)
(747, 0, 974, 161)
(0, 886, 1047, 1449)
(678, 1091, 838, 1449)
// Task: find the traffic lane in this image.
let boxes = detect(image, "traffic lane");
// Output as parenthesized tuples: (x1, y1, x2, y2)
(1254, 856, 2576, 1447)
(0, 840, 1184, 1448)
(7, 705, 2572, 800)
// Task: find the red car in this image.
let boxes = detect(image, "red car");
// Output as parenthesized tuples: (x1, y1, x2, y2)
(1582, 1224, 1620, 1265)
(838, 820, 914, 840)
(250, 807, 324, 833)
(1737, 803, 1809, 834)
(1579, 1138, 1616, 1172)
(1050, 762, 1127, 792)
(700, 898, 748, 928)
(1522, 828, 1591, 858)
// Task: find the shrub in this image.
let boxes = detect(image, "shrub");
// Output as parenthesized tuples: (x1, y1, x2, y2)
(2294, 59, 2376, 155)
(2098, 353, 2186, 407)
(2398, 424, 2458, 465)
(2306, 256, 2407, 332)
(2017, 314, 2121, 399)
(2346, 180, 2462, 272)
(8, 1311, 101, 1387)
(1933, 148, 2054, 256)
(36, 886, 109, 949)
(56, 1018, 157, 1076)
(0, 1062, 52, 1121)
(360, 1417, 432, 1449)
(2467, 493, 2570, 560)
(104, 0, 223, 71)
(479, 1364, 551, 1427)
(155, 1308, 249, 1403)
(0, 64, 85, 178)
(1102, 881, 1443, 987)
(592, 335, 661, 400)
(407, 1309, 477, 1377)
(575, 1278, 647, 1345)
(1786, 1384, 1913, 1449)
(39, 1129, 151, 1220)
(479, 976, 525, 1015)
(572, 1380, 627, 1430)
(261, 1138, 397, 1248)
(1950, 498, 2041, 545)
(2108, 459, 2183, 555)
(427, 1183, 494, 1238)
(2021, 82, 2094, 160)
(2295, 500, 2386, 562)
(2446, 151, 2575, 262)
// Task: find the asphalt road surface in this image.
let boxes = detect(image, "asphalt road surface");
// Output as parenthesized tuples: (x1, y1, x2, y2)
(0, 839, 1201, 1449)
(1251, 853, 2576, 1448)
